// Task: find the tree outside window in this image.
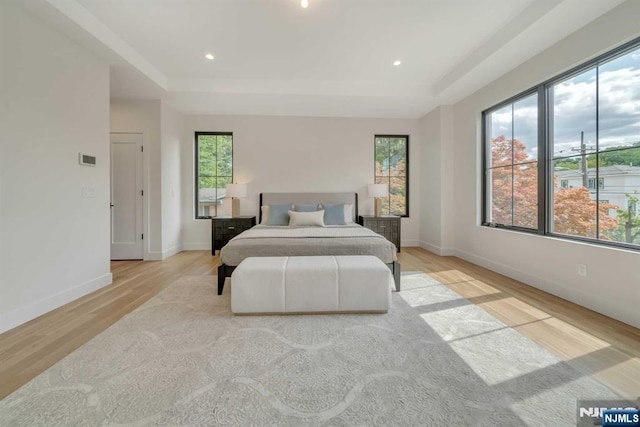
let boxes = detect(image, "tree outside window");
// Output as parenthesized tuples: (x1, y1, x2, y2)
(375, 135, 408, 216)
(195, 132, 232, 219)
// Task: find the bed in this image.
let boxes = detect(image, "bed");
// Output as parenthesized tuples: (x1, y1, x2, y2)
(217, 192, 400, 295)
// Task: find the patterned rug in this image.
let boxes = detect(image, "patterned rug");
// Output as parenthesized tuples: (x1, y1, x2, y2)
(0, 272, 622, 426)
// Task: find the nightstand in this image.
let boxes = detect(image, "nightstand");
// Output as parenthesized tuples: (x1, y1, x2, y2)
(358, 215, 401, 252)
(211, 216, 256, 255)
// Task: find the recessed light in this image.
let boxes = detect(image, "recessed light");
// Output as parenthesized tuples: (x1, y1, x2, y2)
(301, 0, 309, 8)
(205, 53, 215, 61)
(393, 60, 402, 66)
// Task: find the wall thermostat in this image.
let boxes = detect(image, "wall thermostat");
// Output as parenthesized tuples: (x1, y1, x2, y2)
(79, 153, 96, 166)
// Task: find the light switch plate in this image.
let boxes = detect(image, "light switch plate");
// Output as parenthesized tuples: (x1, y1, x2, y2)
(82, 186, 96, 198)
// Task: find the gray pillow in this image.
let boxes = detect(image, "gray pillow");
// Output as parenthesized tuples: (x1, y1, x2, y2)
(294, 203, 319, 212)
(266, 203, 293, 226)
(321, 203, 346, 225)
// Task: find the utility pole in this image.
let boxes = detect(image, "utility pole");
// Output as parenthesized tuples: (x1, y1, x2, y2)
(570, 131, 594, 188)
(580, 131, 588, 188)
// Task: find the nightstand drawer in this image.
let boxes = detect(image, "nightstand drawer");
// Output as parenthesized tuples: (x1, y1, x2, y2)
(211, 216, 256, 254)
(357, 215, 401, 252)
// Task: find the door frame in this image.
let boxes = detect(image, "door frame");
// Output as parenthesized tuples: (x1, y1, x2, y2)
(110, 132, 149, 260)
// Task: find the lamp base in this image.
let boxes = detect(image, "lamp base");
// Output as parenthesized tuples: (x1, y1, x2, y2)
(231, 198, 240, 217)
(374, 198, 381, 217)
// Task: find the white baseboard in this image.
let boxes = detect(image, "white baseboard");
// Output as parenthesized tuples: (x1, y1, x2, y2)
(0, 273, 113, 334)
(162, 244, 183, 259)
(181, 242, 210, 251)
(145, 252, 163, 261)
(418, 240, 455, 256)
(145, 245, 183, 261)
(452, 248, 640, 329)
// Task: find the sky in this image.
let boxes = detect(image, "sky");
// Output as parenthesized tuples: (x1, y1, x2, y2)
(489, 46, 640, 162)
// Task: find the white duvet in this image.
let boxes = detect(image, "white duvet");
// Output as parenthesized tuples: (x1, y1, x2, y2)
(231, 224, 385, 240)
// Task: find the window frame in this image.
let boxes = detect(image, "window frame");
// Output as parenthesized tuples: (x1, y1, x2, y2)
(481, 88, 544, 234)
(481, 36, 640, 251)
(374, 134, 410, 217)
(194, 131, 233, 219)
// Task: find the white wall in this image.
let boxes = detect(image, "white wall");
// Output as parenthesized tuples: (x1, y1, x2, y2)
(0, 2, 111, 333)
(419, 106, 455, 255)
(181, 115, 421, 249)
(160, 102, 183, 257)
(419, 109, 442, 252)
(110, 99, 162, 259)
(449, 1, 640, 328)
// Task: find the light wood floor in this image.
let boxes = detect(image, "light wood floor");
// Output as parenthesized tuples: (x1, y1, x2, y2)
(1, 248, 638, 401)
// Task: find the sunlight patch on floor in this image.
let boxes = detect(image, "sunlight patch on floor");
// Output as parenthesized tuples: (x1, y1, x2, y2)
(420, 304, 507, 342)
(516, 317, 611, 360)
(447, 279, 502, 298)
(480, 296, 552, 327)
(447, 327, 560, 386)
(426, 269, 475, 285)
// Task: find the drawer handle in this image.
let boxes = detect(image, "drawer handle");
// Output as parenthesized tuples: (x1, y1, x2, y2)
(379, 225, 386, 228)
(228, 226, 235, 230)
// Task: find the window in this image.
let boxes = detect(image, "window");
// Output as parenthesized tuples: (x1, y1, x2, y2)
(482, 37, 640, 249)
(587, 178, 604, 190)
(375, 135, 409, 216)
(195, 132, 232, 219)
(484, 93, 538, 229)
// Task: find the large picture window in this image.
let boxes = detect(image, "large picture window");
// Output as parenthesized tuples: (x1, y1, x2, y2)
(375, 135, 409, 217)
(485, 93, 538, 229)
(482, 38, 640, 249)
(195, 132, 233, 219)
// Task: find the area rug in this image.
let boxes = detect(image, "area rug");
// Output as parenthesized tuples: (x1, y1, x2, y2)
(0, 272, 622, 426)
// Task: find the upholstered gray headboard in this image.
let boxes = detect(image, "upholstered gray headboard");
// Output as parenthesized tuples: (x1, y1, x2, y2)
(259, 192, 358, 223)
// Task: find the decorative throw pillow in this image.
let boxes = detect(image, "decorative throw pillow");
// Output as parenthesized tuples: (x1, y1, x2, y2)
(293, 203, 320, 212)
(266, 204, 293, 226)
(288, 210, 325, 227)
(260, 205, 270, 224)
(321, 203, 347, 225)
(344, 203, 354, 223)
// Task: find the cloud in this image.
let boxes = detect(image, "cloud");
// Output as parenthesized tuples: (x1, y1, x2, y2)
(488, 47, 640, 161)
(552, 59, 640, 156)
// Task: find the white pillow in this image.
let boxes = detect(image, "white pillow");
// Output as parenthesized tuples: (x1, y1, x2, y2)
(260, 205, 270, 224)
(288, 210, 325, 227)
(344, 203, 354, 223)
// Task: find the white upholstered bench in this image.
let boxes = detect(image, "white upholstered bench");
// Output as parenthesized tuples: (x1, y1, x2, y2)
(231, 255, 392, 314)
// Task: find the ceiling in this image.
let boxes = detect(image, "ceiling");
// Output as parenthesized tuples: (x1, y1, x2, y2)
(25, 0, 626, 118)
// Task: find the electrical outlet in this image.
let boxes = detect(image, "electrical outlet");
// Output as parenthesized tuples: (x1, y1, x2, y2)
(577, 264, 587, 277)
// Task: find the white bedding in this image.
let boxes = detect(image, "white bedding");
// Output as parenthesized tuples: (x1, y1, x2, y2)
(230, 224, 382, 241)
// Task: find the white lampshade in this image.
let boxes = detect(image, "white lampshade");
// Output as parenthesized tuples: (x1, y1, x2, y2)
(226, 183, 247, 198)
(368, 184, 389, 198)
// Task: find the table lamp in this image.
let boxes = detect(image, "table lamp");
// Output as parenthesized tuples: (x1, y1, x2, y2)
(226, 183, 247, 218)
(368, 183, 389, 217)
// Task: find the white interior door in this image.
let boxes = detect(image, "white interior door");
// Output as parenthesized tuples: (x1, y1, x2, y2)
(110, 133, 143, 260)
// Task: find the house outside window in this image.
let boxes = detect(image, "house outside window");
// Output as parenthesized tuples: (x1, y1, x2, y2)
(195, 132, 233, 219)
